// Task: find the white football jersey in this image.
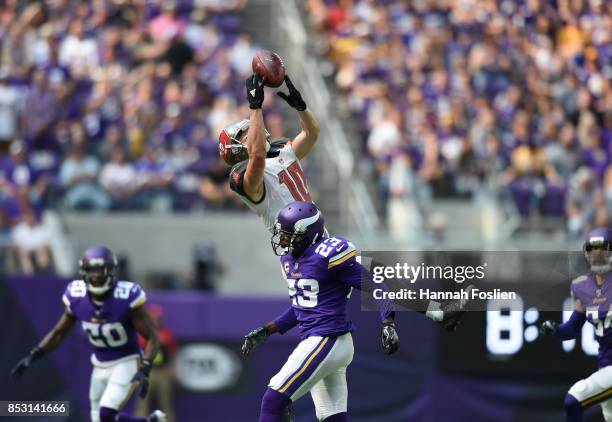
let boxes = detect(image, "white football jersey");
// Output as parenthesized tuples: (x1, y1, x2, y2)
(230, 142, 312, 233)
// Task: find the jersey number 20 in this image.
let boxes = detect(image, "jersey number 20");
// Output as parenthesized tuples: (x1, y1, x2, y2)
(82, 321, 128, 348)
(278, 161, 312, 201)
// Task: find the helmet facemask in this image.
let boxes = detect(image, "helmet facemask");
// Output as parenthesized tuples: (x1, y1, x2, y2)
(271, 207, 324, 257)
(219, 132, 248, 165)
(584, 240, 612, 276)
(80, 260, 116, 295)
(271, 223, 310, 256)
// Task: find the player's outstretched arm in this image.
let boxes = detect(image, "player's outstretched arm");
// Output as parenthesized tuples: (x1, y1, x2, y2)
(11, 310, 75, 379)
(131, 305, 161, 398)
(241, 323, 275, 357)
(362, 268, 399, 355)
(332, 250, 396, 322)
(329, 245, 399, 354)
(243, 74, 266, 202)
(540, 299, 586, 340)
(242, 308, 298, 357)
(278, 76, 320, 160)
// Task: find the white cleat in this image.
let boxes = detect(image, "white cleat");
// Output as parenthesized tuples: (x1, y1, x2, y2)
(148, 410, 167, 422)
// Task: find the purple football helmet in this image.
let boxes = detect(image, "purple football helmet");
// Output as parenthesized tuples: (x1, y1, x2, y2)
(79, 246, 118, 295)
(271, 201, 325, 256)
(583, 227, 612, 275)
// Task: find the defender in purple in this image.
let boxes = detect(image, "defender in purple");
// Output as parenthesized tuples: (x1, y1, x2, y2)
(12, 246, 166, 422)
(241, 201, 399, 422)
(541, 228, 612, 422)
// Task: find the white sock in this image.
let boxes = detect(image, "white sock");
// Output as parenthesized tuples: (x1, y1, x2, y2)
(425, 301, 444, 322)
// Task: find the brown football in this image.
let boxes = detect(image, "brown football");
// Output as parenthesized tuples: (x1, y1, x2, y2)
(252, 50, 286, 88)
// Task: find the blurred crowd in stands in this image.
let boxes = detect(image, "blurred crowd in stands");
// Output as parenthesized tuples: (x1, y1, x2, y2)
(308, 0, 611, 238)
(1, 0, 610, 275)
(0, 0, 309, 273)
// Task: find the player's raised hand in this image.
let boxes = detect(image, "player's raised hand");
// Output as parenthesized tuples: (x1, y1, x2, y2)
(246, 74, 265, 109)
(241, 326, 271, 357)
(131, 359, 152, 398)
(11, 356, 32, 379)
(381, 322, 399, 355)
(540, 320, 557, 336)
(277, 75, 306, 111)
(11, 346, 44, 380)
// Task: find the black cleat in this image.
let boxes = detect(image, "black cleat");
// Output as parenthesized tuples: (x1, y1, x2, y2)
(282, 403, 294, 422)
(440, 284, 474, 332)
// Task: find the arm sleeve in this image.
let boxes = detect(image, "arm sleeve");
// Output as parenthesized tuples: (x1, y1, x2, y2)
(334, 256, 395, 322)
(555, 311, 587, 340)
(273, 306, 299, 334)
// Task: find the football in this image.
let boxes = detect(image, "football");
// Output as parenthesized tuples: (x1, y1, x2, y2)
(252, 50, 286, 88)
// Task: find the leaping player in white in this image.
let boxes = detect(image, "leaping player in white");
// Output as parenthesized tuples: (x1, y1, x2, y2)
(219, 73, 469, 331)
(219, 74, 319, 230)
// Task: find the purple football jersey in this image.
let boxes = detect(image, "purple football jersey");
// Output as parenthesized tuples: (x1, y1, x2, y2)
(62, 280, 146, 363)
(276, 236, 393, 339)
(571, 272, 612, 367)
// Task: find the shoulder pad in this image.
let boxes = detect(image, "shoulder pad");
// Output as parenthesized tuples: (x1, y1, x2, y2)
(231, 160, 248, 173)
(63, 280, 87, 314)
(328, 240, 357, 269)
(570, 274, 589, 299)
(65, 280, 87, 298)
(268, 137, 291, 155)
(311, 237, 357, 269)
(114, 281, 147, 309)
(572, 275, 588, 285)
